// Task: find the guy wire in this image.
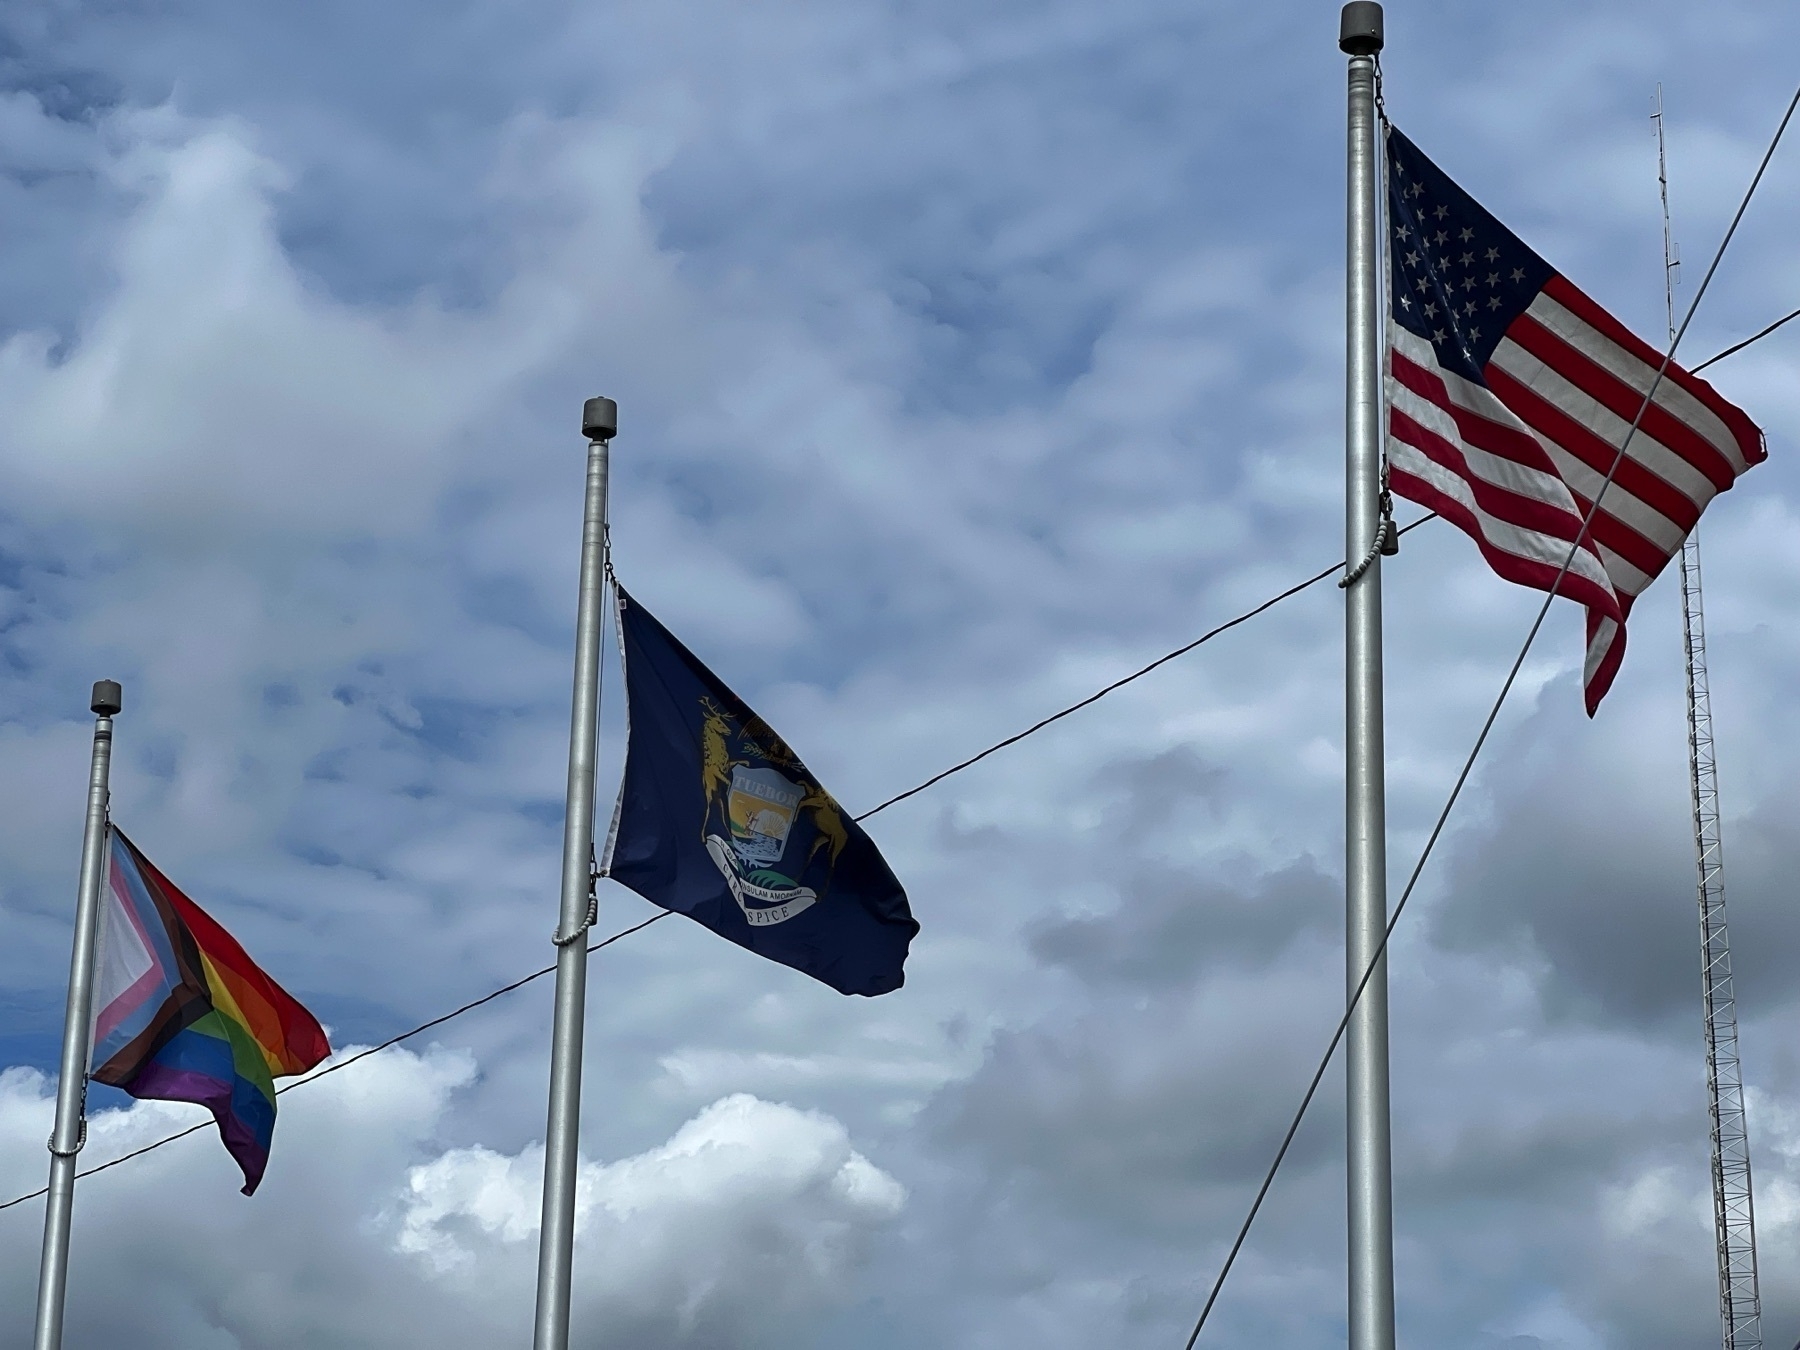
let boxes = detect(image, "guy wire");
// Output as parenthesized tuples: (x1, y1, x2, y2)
(0, 524, 1411, 1216)
(0, 912, 671, 1215)
(1179, 77, 1800, 1349)
(0, 286, 1789, 1219)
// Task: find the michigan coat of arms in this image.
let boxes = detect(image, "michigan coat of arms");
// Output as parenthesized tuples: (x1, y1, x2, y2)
(699, 697, 849, 926)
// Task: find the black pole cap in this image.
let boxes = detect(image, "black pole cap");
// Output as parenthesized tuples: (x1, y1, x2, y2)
(581, 396, 618, 442)
(91, 680, 122, 717)
(1339, 1, 1384, 55)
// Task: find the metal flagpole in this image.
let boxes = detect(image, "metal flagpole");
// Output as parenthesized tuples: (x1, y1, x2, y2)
(533, 396, 617, 1350)
(32, 679, 123, 1350)
(1340, 7, 1397, 1350)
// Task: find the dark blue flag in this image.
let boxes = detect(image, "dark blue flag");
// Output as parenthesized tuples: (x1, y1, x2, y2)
(603, 587, 918, 996)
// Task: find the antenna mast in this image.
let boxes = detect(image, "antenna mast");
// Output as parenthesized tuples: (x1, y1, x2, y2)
(1658, 88, 1763, 1350)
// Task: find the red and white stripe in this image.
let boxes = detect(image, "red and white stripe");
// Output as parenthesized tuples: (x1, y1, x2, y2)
(1387, 273, 1764, 713)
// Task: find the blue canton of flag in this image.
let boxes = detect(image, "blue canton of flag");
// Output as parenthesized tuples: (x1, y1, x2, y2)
(1388, 130, 1553, 380)
(1384, 125, 1764, 713)
(604, 587, 918, 996)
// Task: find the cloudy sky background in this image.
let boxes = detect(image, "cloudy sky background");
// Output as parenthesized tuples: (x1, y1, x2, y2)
(0, 1, 1797, 1345)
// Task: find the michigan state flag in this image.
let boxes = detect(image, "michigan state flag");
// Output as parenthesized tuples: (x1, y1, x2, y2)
(604, 587, 918, 996)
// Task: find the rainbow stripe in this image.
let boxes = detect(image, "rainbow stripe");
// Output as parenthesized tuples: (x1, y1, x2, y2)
(91, 829, 329, 1195)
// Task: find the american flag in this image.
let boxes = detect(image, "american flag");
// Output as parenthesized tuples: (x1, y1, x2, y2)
(1384, 125, 1765, 713)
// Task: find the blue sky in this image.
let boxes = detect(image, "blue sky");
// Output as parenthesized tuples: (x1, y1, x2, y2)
(1, 1, 1799, 1346)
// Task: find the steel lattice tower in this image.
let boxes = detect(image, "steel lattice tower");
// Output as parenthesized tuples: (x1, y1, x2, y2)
(1657, 91, 1762, 1350)
(1680, 535, 1762, 1350)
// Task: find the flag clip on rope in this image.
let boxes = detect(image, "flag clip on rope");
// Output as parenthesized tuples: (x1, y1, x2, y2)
(1183, 88, 1791, 1346)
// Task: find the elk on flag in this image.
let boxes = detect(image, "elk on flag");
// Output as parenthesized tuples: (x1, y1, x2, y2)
(1383, 125, 1765, 713)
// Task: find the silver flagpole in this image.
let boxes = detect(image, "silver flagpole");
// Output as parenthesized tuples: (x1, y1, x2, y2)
(32, 679, 123, 1350)
(1340, 7, 1396, 1350)
(533, 396, 617, 1350)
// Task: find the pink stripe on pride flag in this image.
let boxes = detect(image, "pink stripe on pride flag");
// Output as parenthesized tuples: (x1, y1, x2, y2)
(92, 971, 163, 1044)
(93, 842, 171, 1044)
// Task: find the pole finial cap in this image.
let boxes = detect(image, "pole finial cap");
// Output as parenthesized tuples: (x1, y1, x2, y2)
(91, 680, 122, 717)
(582, 396, 618, 442)
(1339, 1, 1384, 55)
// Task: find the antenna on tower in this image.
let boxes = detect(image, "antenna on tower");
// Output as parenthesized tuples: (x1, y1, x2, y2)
(1658, 86, 1764, 1350)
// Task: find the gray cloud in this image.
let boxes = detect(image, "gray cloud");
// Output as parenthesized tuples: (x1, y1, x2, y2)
(2, 0, 1800, 1346)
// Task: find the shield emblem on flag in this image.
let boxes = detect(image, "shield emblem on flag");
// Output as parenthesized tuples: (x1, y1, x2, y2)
(728, 765, 802, 868)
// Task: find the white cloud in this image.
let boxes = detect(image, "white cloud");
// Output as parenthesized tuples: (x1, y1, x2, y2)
(0, 1056, 902, 1348)
(2, 1, 1800, 1346)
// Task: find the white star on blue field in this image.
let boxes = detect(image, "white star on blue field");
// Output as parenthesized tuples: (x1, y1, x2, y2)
(1, 3, 1798, 1347)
